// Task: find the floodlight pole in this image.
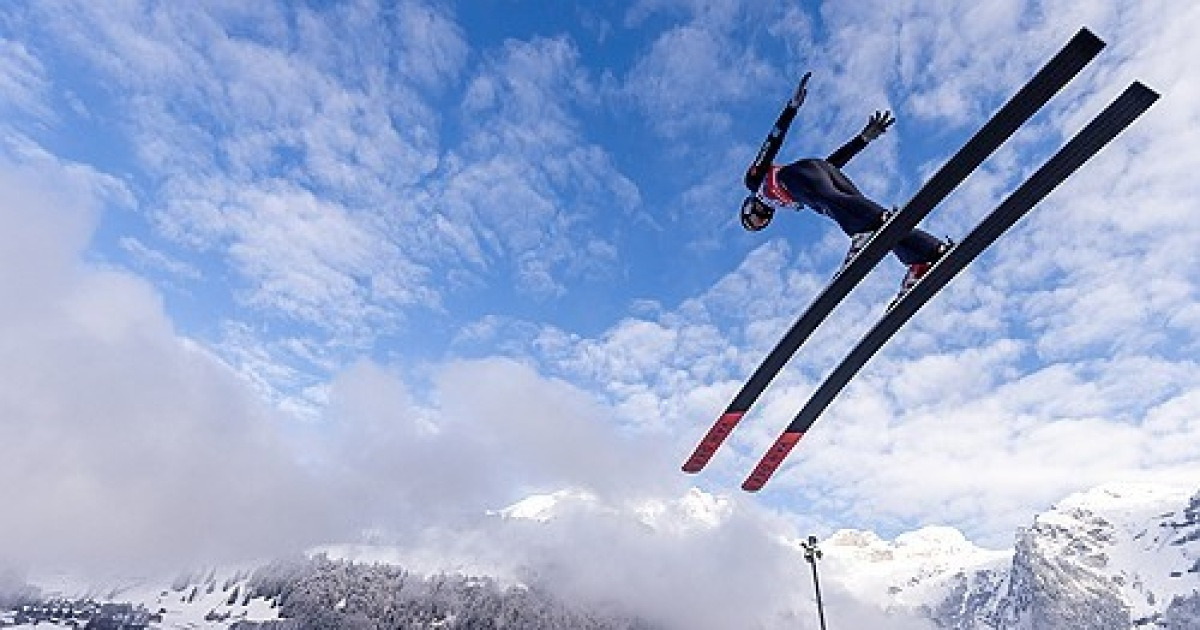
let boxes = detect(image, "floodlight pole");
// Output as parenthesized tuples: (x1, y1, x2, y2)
(801, 535, 827, 630)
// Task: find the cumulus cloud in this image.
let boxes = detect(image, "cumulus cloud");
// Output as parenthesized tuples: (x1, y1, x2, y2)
(0, 38, 52, 122)
(320, 488, 943, 630)
(10, 1, 452, 342)
(0, 0, 648, 405)
(437, 35, 638, 296)
(0, 150, 670, 574)
(0, 155, 346, 573)
(321, 356, 676, 528)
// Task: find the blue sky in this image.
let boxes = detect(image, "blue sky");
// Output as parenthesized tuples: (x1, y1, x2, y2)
(2, 0, 1198, 613)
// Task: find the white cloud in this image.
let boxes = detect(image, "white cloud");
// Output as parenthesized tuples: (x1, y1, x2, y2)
(118, 237, 203, 282)
(9, 1, 643, 357)
(17, 1, 451, 330)
(623, 24, 770, 138)
(0, 38, 52, 122)
(0, 147, 666, 575)
(321, 357, 675, 528)
(224, 185, 427, 336)
(437, 35, 638, 296)
(387, 1, 469, 90)
(0, 1, 643, 415)
(622, 0, 785, 139)
(0, 155, 343, 574)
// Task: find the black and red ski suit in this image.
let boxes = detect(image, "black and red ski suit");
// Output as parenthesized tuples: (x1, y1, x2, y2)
(750, 134, 945, 265)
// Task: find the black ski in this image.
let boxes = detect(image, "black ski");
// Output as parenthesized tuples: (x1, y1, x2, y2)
(683, 28, 1105, 474)
(743, 82, 1159, 492)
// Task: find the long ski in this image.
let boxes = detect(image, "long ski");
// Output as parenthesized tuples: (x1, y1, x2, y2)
(683, 28, 1105, 474)
(743, 82, 1160, 492)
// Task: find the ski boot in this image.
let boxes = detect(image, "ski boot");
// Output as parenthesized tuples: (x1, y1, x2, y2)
(838, 231, 873, 274)
(889, 239, 953, 310)
(837, 210, 896, 274)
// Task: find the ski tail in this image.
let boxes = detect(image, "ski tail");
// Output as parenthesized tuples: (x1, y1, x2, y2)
(682, 412, 744, 473)
(683, 28, 1103, 476)
(741, 431, 803, 492)
(741, 81, 1159, 493)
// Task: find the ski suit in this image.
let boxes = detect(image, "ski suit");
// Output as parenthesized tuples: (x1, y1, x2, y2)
(754, 133, 945, 265)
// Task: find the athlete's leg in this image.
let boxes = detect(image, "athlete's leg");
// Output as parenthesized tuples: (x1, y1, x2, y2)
(892, 228, 947, 265)
(778, 160, 882, 234)
(779, 160, 947, 265)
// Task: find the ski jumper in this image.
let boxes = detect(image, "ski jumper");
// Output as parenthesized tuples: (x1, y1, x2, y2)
(752, 131, 946, 265)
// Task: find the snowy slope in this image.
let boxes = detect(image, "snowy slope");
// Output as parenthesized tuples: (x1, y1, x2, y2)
(14, 567, 282, 629)
(817, 526, 1011, 613)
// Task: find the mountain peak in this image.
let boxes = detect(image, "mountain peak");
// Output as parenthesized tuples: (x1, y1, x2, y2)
(491, 489, 602, 522)
(491, 487, 734, 532)
(1053, 481, 1194, 514)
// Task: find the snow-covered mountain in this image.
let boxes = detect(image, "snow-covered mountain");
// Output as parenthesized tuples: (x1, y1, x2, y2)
(817, 526, 1011, 614)
(925, 483, 1200, 629)
(492, 487, 733, 532)
(2, 567, 282, 629)
(778, 482, 1199, 629)
(5, 483, 1196, 629)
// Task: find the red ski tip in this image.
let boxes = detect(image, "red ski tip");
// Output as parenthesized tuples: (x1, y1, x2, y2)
(682, 411, 745, 473)
(741, 431, 804, 492)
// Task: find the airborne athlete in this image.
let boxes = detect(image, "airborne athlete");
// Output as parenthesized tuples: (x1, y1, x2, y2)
(739, 80, 950, 302)
(684, 29, 1156, 491)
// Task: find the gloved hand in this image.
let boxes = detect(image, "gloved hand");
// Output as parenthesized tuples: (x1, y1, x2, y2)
(860, 110, 895, 142)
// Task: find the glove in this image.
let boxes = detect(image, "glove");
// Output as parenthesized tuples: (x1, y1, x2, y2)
(789, 71, 812, 108)
(859, 110, 895, 142)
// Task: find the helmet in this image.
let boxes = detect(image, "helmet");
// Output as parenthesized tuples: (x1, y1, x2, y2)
(740, 195, 775, 232)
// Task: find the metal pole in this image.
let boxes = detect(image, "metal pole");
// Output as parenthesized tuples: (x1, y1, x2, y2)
(802, 535, 827, 630)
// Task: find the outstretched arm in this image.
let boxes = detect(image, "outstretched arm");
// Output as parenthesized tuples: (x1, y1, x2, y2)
(827, 110, 895, 168)
(746, 73, 811, 191)
(745, 107, 796, 190)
